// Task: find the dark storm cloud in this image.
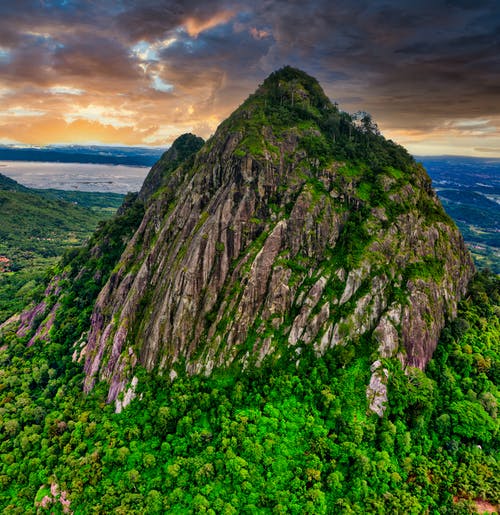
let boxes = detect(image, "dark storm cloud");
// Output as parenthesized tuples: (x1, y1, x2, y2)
(250, 0, 500, 134)
(0, 0, 498, 153)
(52, 34, 142, 81)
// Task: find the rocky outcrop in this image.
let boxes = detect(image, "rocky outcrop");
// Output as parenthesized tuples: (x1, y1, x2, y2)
(69, 68, 474, 409)
(367, 360, 389, 417)
(16, 276, 62, 345)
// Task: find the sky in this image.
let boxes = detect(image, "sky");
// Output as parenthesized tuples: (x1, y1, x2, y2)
(0, 0, 499, 156)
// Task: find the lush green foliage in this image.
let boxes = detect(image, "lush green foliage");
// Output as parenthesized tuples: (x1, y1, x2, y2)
(140, 134, 204, 202)
(0, 273, 497, 513)
(36, 189, 123, 211)
(224, 66, 415, 176)
(0, 185, 123, 323)
(0, 189, 112, 264)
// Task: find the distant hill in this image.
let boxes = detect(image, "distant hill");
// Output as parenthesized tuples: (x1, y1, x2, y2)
(0, 171, 31, 192)
(0, 144, 163, 166)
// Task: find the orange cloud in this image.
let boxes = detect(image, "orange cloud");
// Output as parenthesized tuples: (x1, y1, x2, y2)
(184, 10, 235, 37)
(383, 123, 500, 157)
(250, 27, 270, 40)
(0, 116, 157, 146)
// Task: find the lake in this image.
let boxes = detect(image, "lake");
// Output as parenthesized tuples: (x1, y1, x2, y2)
(0, 160, 150, 194)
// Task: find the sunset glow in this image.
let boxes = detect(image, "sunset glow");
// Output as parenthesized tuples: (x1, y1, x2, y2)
(0, 1, 498, 155)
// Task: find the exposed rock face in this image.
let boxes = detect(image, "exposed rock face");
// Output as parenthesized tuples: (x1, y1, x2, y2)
(79, 68, 474, 406)
(367, 360, 389, 417)
(16, 276, 62, 346)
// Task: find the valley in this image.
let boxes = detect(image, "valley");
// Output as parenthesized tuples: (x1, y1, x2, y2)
(422, 156, 500, 273)
(0, 173, 124, 322)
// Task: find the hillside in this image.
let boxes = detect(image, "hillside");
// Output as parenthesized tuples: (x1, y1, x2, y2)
(0, 171, 32, 192)
(0, 173, 123, 322)
(0, 67, 497, 513)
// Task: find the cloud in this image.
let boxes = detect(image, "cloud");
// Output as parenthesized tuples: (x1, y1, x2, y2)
(184, 10, 236, 37)
(0, 114, 157, 146)
(49, 85, 84, 95)
(0, 0, 497, 155)
(474, 147, 500, 154)
(3, 107, 46, 117)
(113, 0, 237, 42)
(249, 27, 271, 40)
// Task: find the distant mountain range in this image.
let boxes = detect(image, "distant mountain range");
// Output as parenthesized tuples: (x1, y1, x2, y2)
(0, 144, 163, 167)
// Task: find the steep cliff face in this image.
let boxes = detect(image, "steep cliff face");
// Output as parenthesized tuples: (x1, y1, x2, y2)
(80, 67, 474, 408)
(8, 134, 203, 360)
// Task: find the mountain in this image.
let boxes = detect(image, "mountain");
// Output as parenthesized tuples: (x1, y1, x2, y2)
(16, 67, 472, 414)
(1, 67, 497, 514)
(84, 68, 472, 411)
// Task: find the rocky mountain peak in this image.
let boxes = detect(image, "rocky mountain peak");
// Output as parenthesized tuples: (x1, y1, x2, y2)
(22, 68, 473, 415)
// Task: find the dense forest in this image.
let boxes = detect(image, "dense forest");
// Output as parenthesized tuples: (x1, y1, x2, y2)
(0, 271, 498, 513)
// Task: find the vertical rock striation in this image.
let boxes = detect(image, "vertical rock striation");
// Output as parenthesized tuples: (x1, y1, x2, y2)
(67, 67, 472, 408)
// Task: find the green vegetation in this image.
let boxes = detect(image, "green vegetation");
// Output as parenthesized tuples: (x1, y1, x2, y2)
(0, 272, 497, 513)
(0, 172, 31, 192)
(219, 66, 415, 178)
(0, 179, 124, 323)
(140, 133, 204, 201)
(52, 193, 145, 348)
(36, 189, 123, 211)
(0, 69, 497, 514)
(0, 189, 115, 263)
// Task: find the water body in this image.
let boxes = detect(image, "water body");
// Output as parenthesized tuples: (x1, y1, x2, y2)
(0, 160, 150, 194)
